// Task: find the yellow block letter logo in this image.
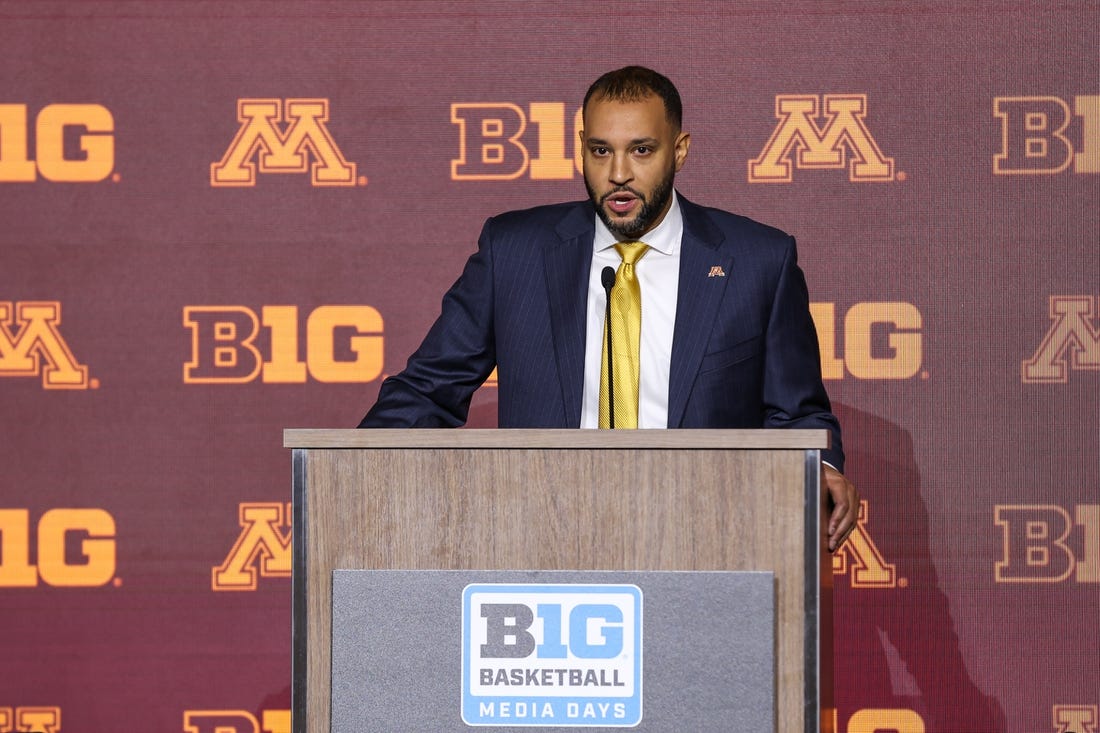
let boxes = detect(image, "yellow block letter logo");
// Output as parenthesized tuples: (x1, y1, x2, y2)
(749, 94, 895, 182)
(0, 509, 116, 587)
(183, 305, 384, 384)
(1054, 704, 1099, 733)
(0, 103, 113, 182)
(450, 103, 583, 180)
(811, 302, 923, 380)
(212, 503, 292, 591)
(848, 709, 925, 733)
(1022, 296, 1100, 383)
(184, 710, 290, 733)
(994, 95, 1099, 175)
(996, 504, 1099, 584)
(211, 99, 356, 186)
(0, 301, 91, 389)
(0, 707, 62, 733)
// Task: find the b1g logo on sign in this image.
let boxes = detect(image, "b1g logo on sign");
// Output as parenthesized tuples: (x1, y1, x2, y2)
(462, 584, 643, 727)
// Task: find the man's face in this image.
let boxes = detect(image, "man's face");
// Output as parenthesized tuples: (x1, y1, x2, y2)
(580, 93, 690, 239)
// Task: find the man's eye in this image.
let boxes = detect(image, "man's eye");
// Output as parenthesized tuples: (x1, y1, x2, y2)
(635, 146, 650, 155)
(592, 147, 609, 156)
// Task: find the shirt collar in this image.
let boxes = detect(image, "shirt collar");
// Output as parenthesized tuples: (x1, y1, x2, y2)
(593, 190, 683, 256)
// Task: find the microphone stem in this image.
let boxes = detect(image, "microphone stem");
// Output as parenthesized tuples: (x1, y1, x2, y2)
(606, 291, 614, 429)
(602, 266, 616, 429)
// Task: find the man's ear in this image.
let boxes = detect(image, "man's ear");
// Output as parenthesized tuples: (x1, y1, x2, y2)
(674, 131, 691, 171)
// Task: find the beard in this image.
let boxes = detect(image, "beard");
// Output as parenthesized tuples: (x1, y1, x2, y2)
(586, 167, 676, 239)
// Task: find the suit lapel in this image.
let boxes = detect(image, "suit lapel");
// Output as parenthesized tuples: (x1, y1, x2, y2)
(543, 203, 594, 427)
(667, 198, 733, 427)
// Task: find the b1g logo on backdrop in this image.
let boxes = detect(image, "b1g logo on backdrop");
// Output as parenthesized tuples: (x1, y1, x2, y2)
(994, 504, 1098, 584)
(183, 709, 289, 733)
(0, 301, 95, 390)
(811, 302, 924, 381)
(1052, 704, 1098, 733)
(462, 584, 642, 727)
(0, 509, 116, 588)
(994, 95, 1098, 175)
(0, 706, 61, 732)
(451, 103, 583, 181)
(748, 94, 897, 183)
(210, 98, 361, 187)
(0, 104, 114, 182)
(1021, 296, 1100, 383)
(183, 305, 383, 384)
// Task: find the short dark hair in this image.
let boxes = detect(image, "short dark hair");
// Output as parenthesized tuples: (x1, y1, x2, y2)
(582, 66, 683, 130)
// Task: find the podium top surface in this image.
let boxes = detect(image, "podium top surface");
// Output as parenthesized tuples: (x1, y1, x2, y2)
(283, 428, 828, 450)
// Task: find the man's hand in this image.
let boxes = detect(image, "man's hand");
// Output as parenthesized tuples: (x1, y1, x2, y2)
(824, 464, 859, 553)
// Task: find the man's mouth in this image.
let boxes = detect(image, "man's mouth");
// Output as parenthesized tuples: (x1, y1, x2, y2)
(603, 190, 640, 216)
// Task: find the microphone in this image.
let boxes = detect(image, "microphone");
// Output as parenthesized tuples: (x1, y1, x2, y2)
(601, 266, 616, 429)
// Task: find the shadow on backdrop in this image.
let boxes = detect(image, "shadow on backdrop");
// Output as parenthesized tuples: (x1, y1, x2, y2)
(833, 403, 1006, 733)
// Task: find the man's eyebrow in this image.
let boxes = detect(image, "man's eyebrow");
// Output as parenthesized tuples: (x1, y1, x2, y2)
(584, 137, 661, 146)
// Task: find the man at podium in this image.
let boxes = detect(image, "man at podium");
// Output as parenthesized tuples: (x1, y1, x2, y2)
(359, 66, 858, 552)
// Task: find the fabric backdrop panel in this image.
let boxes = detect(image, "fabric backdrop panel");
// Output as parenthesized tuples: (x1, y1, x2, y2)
(0, 2, 1096, 732)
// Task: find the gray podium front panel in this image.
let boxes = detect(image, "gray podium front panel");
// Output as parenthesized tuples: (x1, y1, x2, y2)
(331, 569, 774, 732)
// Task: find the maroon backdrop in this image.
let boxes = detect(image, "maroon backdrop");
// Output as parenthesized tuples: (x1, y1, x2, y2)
(1, 2, 1097, 732)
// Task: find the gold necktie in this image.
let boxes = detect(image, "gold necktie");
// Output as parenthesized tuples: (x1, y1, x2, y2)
(599, 241, 649, 429)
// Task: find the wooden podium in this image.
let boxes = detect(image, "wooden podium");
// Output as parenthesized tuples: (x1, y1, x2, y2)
(285, 428, 833, 733)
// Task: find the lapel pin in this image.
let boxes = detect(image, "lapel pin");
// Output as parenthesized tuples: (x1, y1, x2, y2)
(707, 266, 726, 278)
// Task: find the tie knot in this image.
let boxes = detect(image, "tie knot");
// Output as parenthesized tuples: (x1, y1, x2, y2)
(614, 241, 649, 266)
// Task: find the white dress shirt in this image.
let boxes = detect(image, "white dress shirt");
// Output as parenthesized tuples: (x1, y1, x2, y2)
(580, 192, 683, 428)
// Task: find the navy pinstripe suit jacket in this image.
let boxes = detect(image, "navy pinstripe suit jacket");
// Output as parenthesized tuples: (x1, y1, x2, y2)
(359, 194, 844, 471)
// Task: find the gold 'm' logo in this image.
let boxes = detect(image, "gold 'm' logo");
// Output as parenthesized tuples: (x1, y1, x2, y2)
(832, 500, 898, 588)
(0, 301, 92, 389)
(210, 99, 357, 186)
(749, 94, 895, 182)
(0, 707, 62, 732)
(1022, 296, 1100, 383)
(212, 503, 292, 591)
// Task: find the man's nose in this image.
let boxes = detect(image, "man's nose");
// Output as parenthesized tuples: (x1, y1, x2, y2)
(609, 153, 632, 184)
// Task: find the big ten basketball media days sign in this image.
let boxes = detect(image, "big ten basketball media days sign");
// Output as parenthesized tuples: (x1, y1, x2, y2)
(330, 570, 776, 732)
(462, 583, 643, 727)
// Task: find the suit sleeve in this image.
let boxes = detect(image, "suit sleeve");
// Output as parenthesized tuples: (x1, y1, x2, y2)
(357, 221, 498, 428)
(761, 236, 845, 472)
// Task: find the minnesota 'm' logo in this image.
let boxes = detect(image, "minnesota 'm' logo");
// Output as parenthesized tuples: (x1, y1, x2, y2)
(0, 301, 92, 389)
(749, 94, 895, 182)
(832, 500, 898, 588)
(210, 99, 357, 187)
(1022, 296, 1100, 383)
(212, 502, 291, 591)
